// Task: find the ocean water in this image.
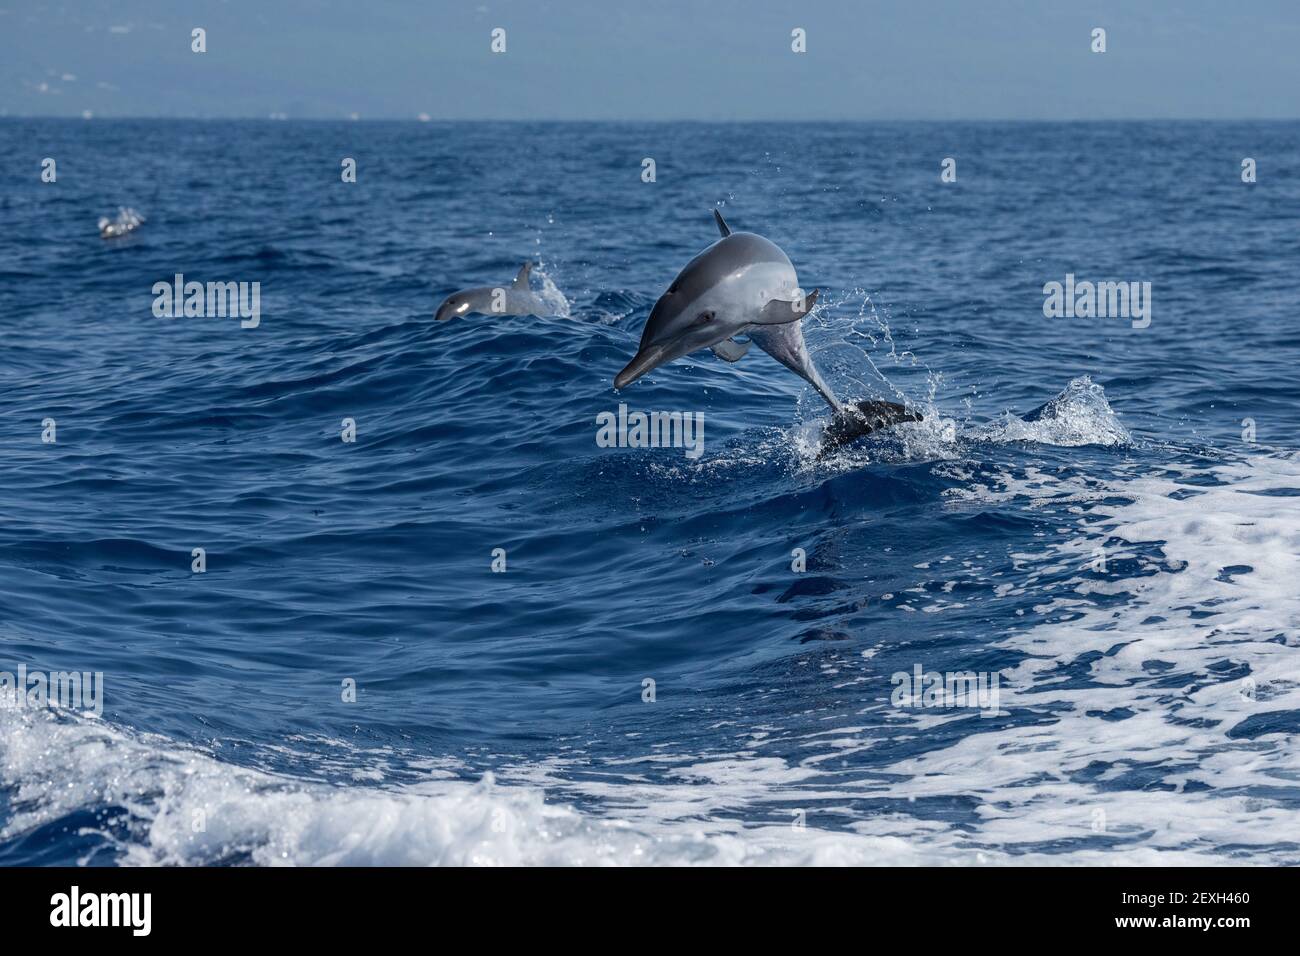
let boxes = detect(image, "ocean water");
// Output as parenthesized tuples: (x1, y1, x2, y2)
(2, 119, 1299, 866)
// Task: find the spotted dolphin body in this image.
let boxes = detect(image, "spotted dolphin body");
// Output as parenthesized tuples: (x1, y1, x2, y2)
(435, 262, 549, 321)
(615, 211, 920, 451)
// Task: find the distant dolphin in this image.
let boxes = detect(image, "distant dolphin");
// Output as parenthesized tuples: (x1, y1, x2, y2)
(435, 261, 549, 321)
(98, 207, 144, 239)
(615, 210, 920, 450)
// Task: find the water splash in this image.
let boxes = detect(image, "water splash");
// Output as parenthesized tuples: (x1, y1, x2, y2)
(786, 375, 1128, 472)
(973, 376, 1132, 447)
(531, 263, 572, 318)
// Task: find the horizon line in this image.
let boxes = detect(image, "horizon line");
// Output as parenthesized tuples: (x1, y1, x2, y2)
(3, 114, 1299, 124)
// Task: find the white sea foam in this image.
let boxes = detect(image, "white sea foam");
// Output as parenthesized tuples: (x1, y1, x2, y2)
(0, 698, 1232, 866)
(880, 449, 1300, 860)
(0, 701, 992, 866)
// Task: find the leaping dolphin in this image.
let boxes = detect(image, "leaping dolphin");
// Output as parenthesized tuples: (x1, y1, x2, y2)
(435, 261, 549, 321)
(615, 211, 920, 450)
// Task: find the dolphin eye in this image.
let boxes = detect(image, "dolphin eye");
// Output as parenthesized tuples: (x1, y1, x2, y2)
(693, 311, 715, 326)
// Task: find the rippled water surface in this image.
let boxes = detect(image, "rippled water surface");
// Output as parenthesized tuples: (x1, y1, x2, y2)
(2, 119, 1299, 865)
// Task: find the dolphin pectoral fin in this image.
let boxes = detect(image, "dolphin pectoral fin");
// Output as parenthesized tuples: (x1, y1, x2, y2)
(710, 338, 751, 363)
(512, 261, 532, 290)
(755, 288, 819, 325)
(820, 399, 923, 453)
(713, 209, 732, 237)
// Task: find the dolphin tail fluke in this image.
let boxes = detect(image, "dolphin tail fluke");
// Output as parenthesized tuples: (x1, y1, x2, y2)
(820, 399, 922, 453)
(755, 289, 819, 325)
(713, 209, 732, 237)
(512, 261, 532, 289)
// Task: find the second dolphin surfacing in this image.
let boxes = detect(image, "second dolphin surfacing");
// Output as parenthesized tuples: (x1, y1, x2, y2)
(435, 261, 549, 321)
(615, 211, 920, 451)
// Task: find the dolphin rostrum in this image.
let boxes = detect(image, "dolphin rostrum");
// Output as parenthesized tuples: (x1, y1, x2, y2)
(435, 261, 549, 321)
(615, 210, 920, 450)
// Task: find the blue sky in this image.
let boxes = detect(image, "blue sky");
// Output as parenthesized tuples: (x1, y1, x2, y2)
(2, 0, 1298, 120)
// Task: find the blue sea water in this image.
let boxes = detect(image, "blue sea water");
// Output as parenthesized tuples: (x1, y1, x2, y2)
(2, 119, 1299, 865)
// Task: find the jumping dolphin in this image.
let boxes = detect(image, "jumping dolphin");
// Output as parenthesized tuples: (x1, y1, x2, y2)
(615, 210, 920, 450)
(435, 261, 549, 321)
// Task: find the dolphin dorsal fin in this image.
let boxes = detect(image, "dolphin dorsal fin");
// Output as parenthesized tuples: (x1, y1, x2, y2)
(512, 261, 532, 290)
(713, 209, 732, 237)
